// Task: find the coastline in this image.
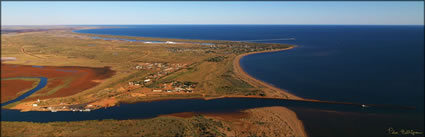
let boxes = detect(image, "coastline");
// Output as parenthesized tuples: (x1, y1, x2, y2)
(4, 29, 308, 136)
(233, 46, 303, 100)
(233, 46, 308, 137)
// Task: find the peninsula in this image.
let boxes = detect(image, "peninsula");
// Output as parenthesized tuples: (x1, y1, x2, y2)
(1, 26, 306, 137)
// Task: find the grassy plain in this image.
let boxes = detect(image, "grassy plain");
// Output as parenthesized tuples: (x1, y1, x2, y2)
(1, 27, 305, 137)
(1, 28, 293, 109)
(1, 106, 306, 137)
(1, 78, 39, 103)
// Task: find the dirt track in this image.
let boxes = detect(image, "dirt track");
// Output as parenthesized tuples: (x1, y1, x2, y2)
(20, 47, 42, 59)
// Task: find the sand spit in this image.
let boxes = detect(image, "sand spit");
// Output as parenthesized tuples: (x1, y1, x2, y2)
(233, 46, 303, 100)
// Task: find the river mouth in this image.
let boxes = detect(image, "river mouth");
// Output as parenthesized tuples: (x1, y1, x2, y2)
(1, 97, 417, 122)
(2, 25, 424, 137)
(2, 97, 422, 137)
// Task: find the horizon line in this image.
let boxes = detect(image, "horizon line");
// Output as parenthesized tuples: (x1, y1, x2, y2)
(2, 24, 424, 26)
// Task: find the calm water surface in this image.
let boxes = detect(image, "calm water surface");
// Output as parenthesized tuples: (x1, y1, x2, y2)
(37, 25, 425, 136)
(76, 25, 424, 108)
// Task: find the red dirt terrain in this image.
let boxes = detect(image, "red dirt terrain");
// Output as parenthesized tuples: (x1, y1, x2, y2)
(1, 80, 36, 103)
(1, 64, 115, 101)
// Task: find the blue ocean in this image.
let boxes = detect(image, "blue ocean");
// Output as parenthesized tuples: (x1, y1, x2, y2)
(75, 25, 424, 136)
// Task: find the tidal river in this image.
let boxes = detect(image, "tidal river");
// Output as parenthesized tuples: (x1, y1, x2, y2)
(1, 77, 48, 106)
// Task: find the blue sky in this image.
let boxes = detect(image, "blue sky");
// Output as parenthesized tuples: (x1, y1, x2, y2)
(1, 2, 424, 25)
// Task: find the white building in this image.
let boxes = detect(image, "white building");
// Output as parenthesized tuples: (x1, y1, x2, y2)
(165, 41, 176, 44)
